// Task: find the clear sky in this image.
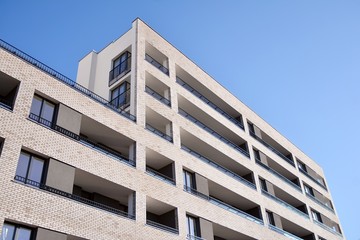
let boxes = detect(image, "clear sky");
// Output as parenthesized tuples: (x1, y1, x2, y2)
(1, 0, 358, 239)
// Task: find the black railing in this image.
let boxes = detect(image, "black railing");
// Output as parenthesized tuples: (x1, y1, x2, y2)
(29, 113, 135, 167)
(0, 97, 13, 110)
(0, 39, 136, 122)
(249, 131, 294, 166)
(176, 77, 244, 130)
(255, 159, 302, 192)
(184, 185, 263, 225)
(146, 219, 178, 234)
(181, 145, 256, 189)
(145, 86, 171, 107)
(179, 108, 249, 158)
(146, 166, 175, 185)
(109, 88, 131, 110)
(109, 57, 131, 86)
(145, 54, 169, 75)
(146, 123, 173, 143)
(14, 175, 135, 219)
(305, 193, 335, 213)
(299, 168, 327, 191)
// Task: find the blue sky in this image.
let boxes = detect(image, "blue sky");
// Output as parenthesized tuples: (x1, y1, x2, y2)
(1, 0, 359, 239)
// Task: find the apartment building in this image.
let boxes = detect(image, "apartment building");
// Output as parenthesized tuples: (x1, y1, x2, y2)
(0, 18, 344, 240)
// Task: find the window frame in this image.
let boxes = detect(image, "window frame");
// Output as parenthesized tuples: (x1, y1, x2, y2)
(110, 82, 130, 109)
(1, 222, 35, 240)
(30, 94, 57, 125)
(266, 211, 276, 226)
(186, 215, 200, 238)
(15, 150, 47, 187)
(183, 170, 196, 191)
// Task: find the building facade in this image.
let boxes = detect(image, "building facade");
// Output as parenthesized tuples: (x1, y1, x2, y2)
(0, 18, 344, 240)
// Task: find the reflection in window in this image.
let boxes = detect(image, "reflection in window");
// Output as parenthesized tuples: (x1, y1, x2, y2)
(1, 222, 32, 240)
(186, 215, 200, 239)
(15, 151, 45, 186)
(183, 170, 195, 191)
(110, 82, 130, 109)
(30, 95, 55, 124)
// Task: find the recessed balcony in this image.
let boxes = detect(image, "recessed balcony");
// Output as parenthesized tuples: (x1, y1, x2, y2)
(146, 148, 175, 185)
(146, 197, 178, 234)
(145, 42, 169, 75)
(146, 107, 173, 142)
(311, 209, 342, 236)
(0, 71, 20, 110)
(297, 159, 327, 190)
(304, 183, 334, 213)
(145, 72, 171, 107)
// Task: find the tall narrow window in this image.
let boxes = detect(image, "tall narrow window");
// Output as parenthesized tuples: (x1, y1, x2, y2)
(297, 160, 307, 172)
(0, 137, 4, 156)
(15, 151, 45, 187)
(183, 170, 195, 192)
(30, 95, 56, 126)
(186, 215, 200, 239)
(266, 211, 275, 226)
(304, 184, 314, 196)
(1, 222, 33, 240)
(260, 178, 268, 192)
(311, 210, 322, 223)
(109, 51, 131, 84)
(110, 82, 130, 109)
(253, 149, 261, 161)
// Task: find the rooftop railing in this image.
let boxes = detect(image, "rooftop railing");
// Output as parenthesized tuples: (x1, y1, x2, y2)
(179, 108, 249, 158)
(145, 123, 173, 143)
(0, 39, 136, 122)
(14, 175, 135, 219)
(268, 225, 303, 240)
(145, 54, 169, 75)
(146, 166, 175, 185)
(109, 56, 131, 86)
(29, 113, 135, 167)
(176, 77, 244, 130)
(313, 220, 342, 237)
(249, 131, 294, 166)
(306, 193, 335, 213)
(109, 88, 131, 110)
(146, 219, 178, 234)
(184, 186, 263, 225)
(145, 86, 171, 107)
(255, 159, 302, 192)
(299, 168, 327, 191)
(261, 190, 309, 219)
(181, 145, 256, 189)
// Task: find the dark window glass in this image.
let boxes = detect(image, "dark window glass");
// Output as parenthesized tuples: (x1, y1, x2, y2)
(110, 82, 129, 108)
(304, 184, 314, 196)
(1, 223, 32, 240)
(186, 215, 199, 238)
(0, 138, 4, 156)
(253, 149, 261, 160)
(266, 211, 275, 226)
(30, 95, 55, 123)
(311, 210, 322, 222)
(183, 170, 195, 191)
(248, 123, 255, 133)
(260, 178, 268, 191)
(15, 151, 45, 186)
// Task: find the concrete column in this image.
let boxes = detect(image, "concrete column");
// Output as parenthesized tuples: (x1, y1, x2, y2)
(136, 142, 146, 172)
(56, 103, 82, 135)
(128, 142, 136, 163)
(163, 88, 170, 101)
(165, 122, 172, 137)
(195, 173, 209, 196)
(128, 192, 135, 217)
(36, 228, 67, 240)
(45, 159, 75, 193)
(199, 218, 214, 240)
(137, 193, 147, 225)
(175, 162, 184, 189)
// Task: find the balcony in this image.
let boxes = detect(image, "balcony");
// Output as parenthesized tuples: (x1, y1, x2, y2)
(146, 86, 171, 107)
(109, 51, 131, 86)
(0, 71, 20, 110)
(313, 220, 342, 237)
(178, 96, 249, 158)
(146, 197, 178, 234)
(0, 39, 136, 121)
(109, 87, 131, 110)
(311, 209, 342, 237)
(145, 42, 169, 75)
(304, 183, 334, 213)
(146, 148, 175, 185)
(176, 74, 244, 130)
(146, 107, 173, 142)
(297, 159, 327, 190)
(249, 122, 294, 166)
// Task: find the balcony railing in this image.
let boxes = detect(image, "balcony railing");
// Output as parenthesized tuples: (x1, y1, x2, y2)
(29, 113, 135, 167)
(145, 54, 169, 75)
(145, 86, 171, 107)
(109, 56, 131, 86)
(0, 39, 136, 122)
(145, 123, 173, 143)
(184, 186, 263, 225)
(268, 225, 303, 240)
(146, 219, 178, 234)
(179, 108, 249, 158)
(313, 219, 342, 237)
(146, 166, 175, 185)
(186, 234, 205, 240)
(14, 175, 135, 219)
(306, 193, 335, 213)
(249, 131, 294, 166)
(0, 97, 13, 110)
(181, 145, 256, 189)
(255, 159, 302, 192)
(299, 168, 327, 191)
(261, 190, 309, 219)
(176, 77, 244, 130)
(109, 88, 131, 110)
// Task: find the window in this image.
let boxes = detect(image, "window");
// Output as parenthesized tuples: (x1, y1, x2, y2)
(311, 210, 322, 223)
(15, 151, 45, 187)
(248, 123, 255, 134)
(0, 137, 4, 156)
(297, 160, 307, 172)
(1, 222, 33, 240)
(186, 215, 200, 238)
(260, 178, 268, 192)
(30, 95, 56, 126)
(253, 149, 261, 160)
(110, 82, 130, 109)
(266, 211, 275, 226)
(183, 170, 195, 192)
(304, 184, 314, 196)
(109, 51, 131, 82)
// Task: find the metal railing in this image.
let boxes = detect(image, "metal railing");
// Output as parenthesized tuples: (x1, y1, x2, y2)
(14, 175, 135, 219)
(313, 219, 342, 237)
(176, 77, 244, 130)
(109, 88, 131, 110)
(0, 97, 13, 110)
(146, 166, 175, 185)
(146, 219, 179, 234)
(261, 190, 309, 219)
(186, 234, 205, 240)
(299, 168, 327, 191)
(306, 193, 335, 213)
(255, 159, 302, 192)
(145, 86, 171, 106)
(145, 123, 173, 142)
(0, 39, 136, 122)
(181, 145, 256, 189)
(145, 54, 169, 75)
(184, 186, 263, 225)
(109, 57, 131, 86)
(268, 225, 303, 240)
(179, 108, 249, 158)
(249, 131, 294, 166)
(29, 113, 135, 167)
